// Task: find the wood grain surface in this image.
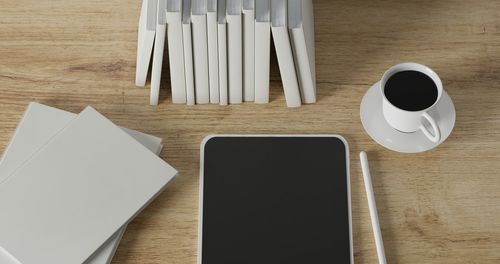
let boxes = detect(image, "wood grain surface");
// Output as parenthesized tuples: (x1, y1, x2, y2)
(1, 0, 499, 263)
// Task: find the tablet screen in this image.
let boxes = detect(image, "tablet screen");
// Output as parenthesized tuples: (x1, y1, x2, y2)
(200, 136, 352, 264)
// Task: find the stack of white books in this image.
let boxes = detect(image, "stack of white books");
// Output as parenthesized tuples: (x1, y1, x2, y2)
(0, 103, 177, 264)
(136, 0, 316, 107)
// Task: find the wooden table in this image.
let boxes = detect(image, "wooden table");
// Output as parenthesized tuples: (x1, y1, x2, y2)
(1, 0, 499, 263)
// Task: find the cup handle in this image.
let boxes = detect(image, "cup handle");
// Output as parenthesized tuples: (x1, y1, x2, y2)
(420, 112, 441, 143)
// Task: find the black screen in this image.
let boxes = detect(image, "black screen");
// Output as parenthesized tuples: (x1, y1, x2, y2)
(201, 136, 351, 264)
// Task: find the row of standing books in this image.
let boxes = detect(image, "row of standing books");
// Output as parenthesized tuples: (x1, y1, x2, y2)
(135, 0, 316, 107)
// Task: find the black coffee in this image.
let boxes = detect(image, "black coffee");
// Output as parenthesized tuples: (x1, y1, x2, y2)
(384, 70, 438, 111)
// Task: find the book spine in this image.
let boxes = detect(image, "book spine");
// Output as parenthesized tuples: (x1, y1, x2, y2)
(227, 14, 243, 104)
(191, 15, 210, 104)
(290, 28, 316, 104)
(166, 12, 187, 104)
(254, 21, 271, 104)
(182, 23, 196, 105)
(150, 23, 166, 105)
(242, 8, 255, 102)
(136, 0, 155, 87)
(271, 26, 301, 107)
(146, 0, 158, 30)
(218, 23, 228, 105)
(207, 12, 220, 104)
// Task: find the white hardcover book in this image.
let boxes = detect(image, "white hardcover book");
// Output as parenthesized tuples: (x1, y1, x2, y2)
(0, 107, 177, 264)
(207, 0, 219, 104)
(226, 0, 242, 104)
(289, 0, 316, 104)
(217, 0, 228, 105)
(192, 0, 210, 104)
(254, 0, 271, 104)
(0, 103, 163, 264)
(147, 0, 159, 30)
(242, 0, 255, 101)
(182, 0, 196, 105)
(166, 0, 187, 104)
(158, 0, 167, 25)
(150, 0, 168, 105)
(136, 0, 156, 86)
(271, 0, 301, 107)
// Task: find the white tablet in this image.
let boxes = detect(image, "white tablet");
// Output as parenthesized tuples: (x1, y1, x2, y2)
(198, 135, 353, 264)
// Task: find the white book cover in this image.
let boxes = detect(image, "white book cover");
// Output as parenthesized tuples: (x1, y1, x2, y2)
(289, 0, 316, 104)
(136, 0, 156, 86)
(254, 0, 271, 104)
(207, 0, 219, 104)
(242, 0, 255, 102)
(226, 0, 242, 104)
(158, 0, 167, 25)
(151, 0, 168, 105)
(0, 103, 163, 264)
(192, 0, 210, 104)
(182, 0, 196, 105)
(166, 0, 187, 104)
(271, 0, 301, 107)
(146, 0, 158, 30)
(0, 107, 177, 264)
(217, 0, 228, 105)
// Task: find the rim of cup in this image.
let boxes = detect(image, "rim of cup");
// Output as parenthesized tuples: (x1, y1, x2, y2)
(380, 62, 443, 113)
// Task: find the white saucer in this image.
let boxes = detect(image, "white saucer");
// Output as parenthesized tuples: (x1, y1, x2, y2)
(360, 81, 456, 153)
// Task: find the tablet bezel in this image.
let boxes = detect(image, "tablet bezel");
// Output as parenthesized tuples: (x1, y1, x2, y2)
(197, 134, 353, 264)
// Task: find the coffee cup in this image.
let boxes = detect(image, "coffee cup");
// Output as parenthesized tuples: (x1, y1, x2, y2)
(381, 63, 442, 143)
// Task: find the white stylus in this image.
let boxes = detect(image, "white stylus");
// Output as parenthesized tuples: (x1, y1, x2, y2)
(360, 151, 387, 264)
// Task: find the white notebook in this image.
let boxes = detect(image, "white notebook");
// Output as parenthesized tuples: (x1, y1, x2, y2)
(192, 0, 210, 104)
(0, 103, 164, 264)
(166, 0, 188, 104)
(136, 0, 156, 86)
(151, 0, 168, 105)
(207, 0, 220, 104)
(182, 0, 196, 105)
(271, 0, 301, 107)
(217, 0, 228, 105)
(289, 0, 316, 104)
(226, 0, 243, 104)
(254, 0, 271, 104)
(242, 0, 255, 102)
(0, 107, 177, 264)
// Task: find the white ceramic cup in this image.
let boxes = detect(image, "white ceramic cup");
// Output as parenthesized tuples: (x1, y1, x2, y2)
(381, 62, 442, 143)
